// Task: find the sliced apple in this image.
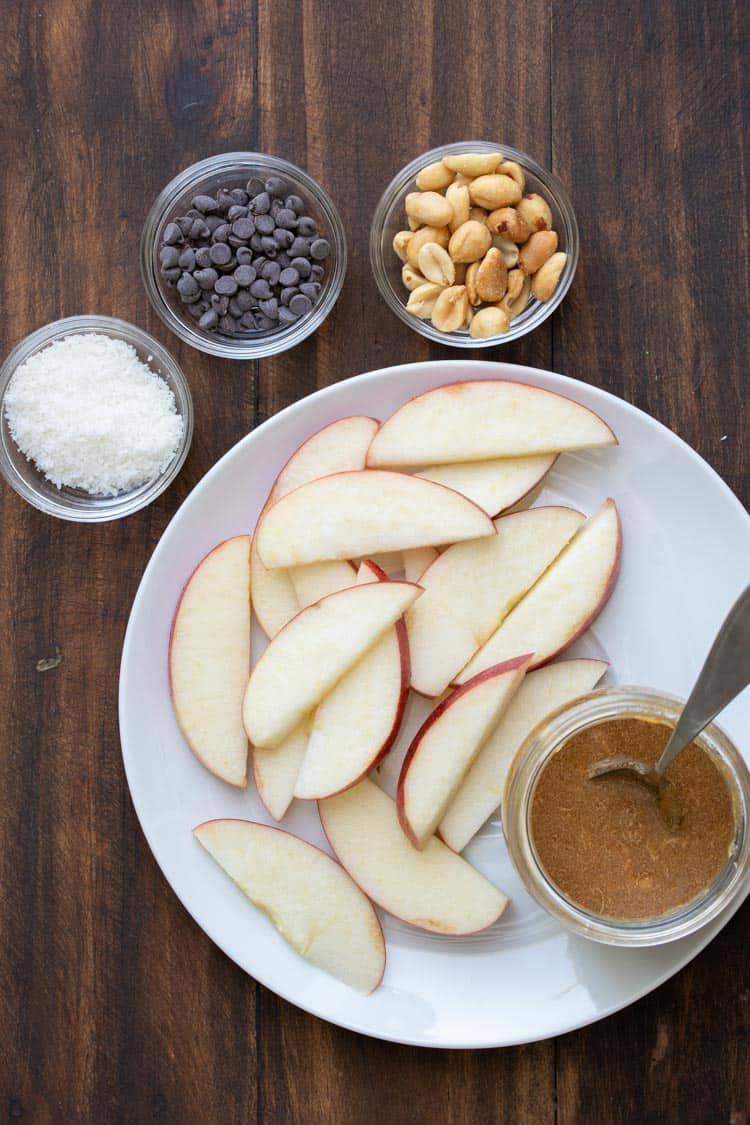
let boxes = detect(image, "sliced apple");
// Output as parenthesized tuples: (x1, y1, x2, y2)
(194, 819, 385, 993)
(402, 546, 439, 582)
(407, 506, 585, 697)
(457, 499, 622, 681)
(319, 779, 508, 935)
(288, 559, 357, 607)
(252, 721, 309, 821)
(169, 536, 251, 787)
(243, 579, 421, 748)
(416, 454, 556, 518)
(251, 416, 379, 637)
(367, 380, 617, 467)
(397, 657, 531, 849)
(256, 470, 495, 568)
(439, 660, 608, 852)
(294, 561, 409, 800)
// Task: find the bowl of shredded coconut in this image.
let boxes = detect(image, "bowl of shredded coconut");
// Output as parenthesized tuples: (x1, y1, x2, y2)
(0, 316, 193, 521)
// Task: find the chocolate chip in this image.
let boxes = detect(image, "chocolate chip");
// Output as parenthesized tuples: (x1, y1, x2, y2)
(177, 272, 200, 301)
(163, 222, 182, 245)
(210, 295, 230, 314)
(250, 233, 264, 251)
(255, 313, 277, 330)
(212, 223, 230, 243)
(232, 217, 256, 241)
(229, 297, 244, 317)
(193, 194, 219, 213)
(219, 315, 238, 334)
(285, 195, 306, 215)
(258, 297, 279, 319)
(160, 246, 180, 268)
(195, 246, 213, 268)
(246, 178, 265, 197)
(290, 236, 311, 258)
(275, 208, 297, 230)
(205, 215, 224, 232)
(299, 281, 321, 299)
(240, 310, 258, 330)
(176, 216, 193, 237)
(265, 176, 289, 198)
(178, 247, 196, 270)
(311, 264, 324, 281)
(279, 267, 299, 287)
(250, 279, 272, 299)
(236, 247, 254, 265)
(160, 267, 181, 282)
(251, 192, 271, 215)
(280, 286, 298, 306)
(235, 289, 254, 311)
(187, 300, 205, 318)
(230, 188, 250, 206)
(278, 306, 298, 325)
(260, 261, 281, 285)
(310, 238, 330, 260)
(276, 252, 291, 268)
(234, 264, 255, 287)
(252, 256, 267, 271)
(199, 309, 219, 330)
(195, 267, 219, 290)
(226, 205, 248, 223)
(260, 236, 278, 255)
(216, 188, 235, 211)
(296, 216, 317, 236)
(209, 243, 232, 266)
(289, 293, 313, 316)
(273, 228, 294, 249)
(290, 257, 312, 278)
(190, 218, 210, 240)
(215, 276, 238, 296)
(255, 214, 275, 235)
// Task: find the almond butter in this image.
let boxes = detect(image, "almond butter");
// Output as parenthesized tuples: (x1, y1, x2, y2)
(406, 225, 450, 269)
(392, 230, 413, 262)
(443, 152, 503, 178)
(445, 182, 471, 232)
(448, 220, 492, 263)
(531, 251, 567, 301)
(405, 191, 454, 228)
(469, 306, 511, 338)
(517, 193, 553, 232)
(417, 242, 455, 286)
(406, 282, 445, 319)
(475, 247, 508, 303)
(415, 160, 454, 192)
(519, 229, 558, 274)
(469, 174, 522, 209)
(431, 285, 469, 332)
(487, 206, 531, 244)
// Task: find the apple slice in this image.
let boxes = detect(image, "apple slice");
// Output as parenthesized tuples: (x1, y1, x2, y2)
(251, 416, 379, 637)
(457, 499, 622, 681)
(397, 657, 531, 849)
(407, 506, 585, 697)
(416, 454, 556, 518)
(367, 380, 617, 467)
(319, 779, 508, 935)
(170, 536, 251, 787)
(294, 561, 409, 800)
(439, 660, 608, 852)
(402, 546, 439, 582)
(288, 559, 357, 607)
(256, 470, 495, 568)
(252, 721, 309, 821)
(243, 579, 421, 748)
(194, 819, 385, 993)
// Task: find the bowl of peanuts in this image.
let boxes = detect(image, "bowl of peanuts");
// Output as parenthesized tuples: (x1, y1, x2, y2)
(370, 142, 579, 346)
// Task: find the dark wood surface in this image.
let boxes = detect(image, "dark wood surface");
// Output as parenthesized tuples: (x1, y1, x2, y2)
(1, 1, 748, 1121)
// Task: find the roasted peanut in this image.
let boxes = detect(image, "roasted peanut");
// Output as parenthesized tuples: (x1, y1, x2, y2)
(453, 172, 472, 186)
(406, 225, 450, 268)
(492, 235, 520, 268)
(443, 152, 503, 178)
(499, 272, 531, 319)
(418, 242, 455, 286)
(517, 193, 553, 232)
(405, 190, 454, 227)
(469, 174, 522, 209)
(446, 182, 471, 231)
(519, 229, 558, 274)
(448, 220, 492, 263)
(402, 263, 426, 291)
(407, 215, 420, 232)
(416, 160, 454, 191)
(475, 247, 508, 303)
(487, 206, 531, 244)
(453, 261, 467, 285)
(465, 261, 480, 306)
(469, 306, 511, 338)
(392, 230, 413, 262)
(431, 285, 469, 332)
(504, 268, 525, 304)
(531, 252, 567, 301)
(406, 282, 445, 319)
(498, 160, 525, 191)
(469, 206, 488, 224)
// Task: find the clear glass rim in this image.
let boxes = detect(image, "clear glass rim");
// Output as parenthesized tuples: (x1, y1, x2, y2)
(369, 140, 579, 348)
(140, 152, 347, 360)
(503, 685, 750, 946)
(0, 314, 194, 522)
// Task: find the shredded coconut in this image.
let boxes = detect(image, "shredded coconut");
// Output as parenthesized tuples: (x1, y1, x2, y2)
(4, 333, 184, 496)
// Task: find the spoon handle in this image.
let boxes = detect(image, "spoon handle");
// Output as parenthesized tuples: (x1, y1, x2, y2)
(657, 584, 750, 775)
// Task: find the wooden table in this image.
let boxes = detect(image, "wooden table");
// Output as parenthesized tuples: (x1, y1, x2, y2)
(2, 1, 748, 1120)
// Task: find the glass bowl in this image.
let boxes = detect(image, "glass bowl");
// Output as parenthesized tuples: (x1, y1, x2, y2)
(503, 686, 750, 946)
(0, 315, 193, 522)
(141, 152, 347, 359)
(370, 140, 579, 347)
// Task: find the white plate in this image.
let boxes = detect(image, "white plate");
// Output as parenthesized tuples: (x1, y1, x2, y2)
(119, 360, 750, 1048)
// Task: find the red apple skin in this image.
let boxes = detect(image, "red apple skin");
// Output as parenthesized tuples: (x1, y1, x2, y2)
(193, 817, 386, 992)
(169, 536, 251, 788)
(396, 654, 533, 848)
(493, 455, 557, 517)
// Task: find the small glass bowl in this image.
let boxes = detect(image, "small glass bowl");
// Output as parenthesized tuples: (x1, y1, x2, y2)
(0, 315, 193, 522)
(370, 141, 579, 347)
(503, 686, 750, 946)
(141, 152, 347, 359)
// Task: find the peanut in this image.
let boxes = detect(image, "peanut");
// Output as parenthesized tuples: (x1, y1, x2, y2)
(469, 206, 488, 224)
(453, 172, 472, 186)
(402, 263, 426, 291)
(469, 306, 511, 339)
(453, 261, 467, 285)
(443, 152, 503, 178)
(519, 229, 558, 274)
(405, 191, 454, 227)
(446, 182, 471, 231)
(469, 174, 522, 209)
(448, 220, 492, 263)
(431, 285, 469, 333)
(407, 215, 420, 231)
(498, 160, 525, 191)
(406, 225, 450, 268)
(475, 247, 508, 302)
(487, 206, 531, 244)
(392, 230, 413, 262)
(499, 272, 530, 319)
(492, 235, 520, 268)
(406, 282, 445, 319)
(531, 252, 567, 301)
(418, 242, 455, 286)
(505, 268, 525, 304)
(517, 193, 553, 232)
(465, 261, 480, 306)
(416, 160, 454, 192)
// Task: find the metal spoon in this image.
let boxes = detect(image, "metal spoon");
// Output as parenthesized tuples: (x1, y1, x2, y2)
(588, 583, 750, 828)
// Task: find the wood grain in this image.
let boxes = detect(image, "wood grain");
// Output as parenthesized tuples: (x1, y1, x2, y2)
(0, 0, 748, 1121)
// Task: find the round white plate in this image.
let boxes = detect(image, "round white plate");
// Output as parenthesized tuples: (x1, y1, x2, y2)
(119, 360, 750, 1048)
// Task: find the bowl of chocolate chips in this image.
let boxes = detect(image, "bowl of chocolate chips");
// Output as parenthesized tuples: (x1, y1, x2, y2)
(141, 153, 346, 358)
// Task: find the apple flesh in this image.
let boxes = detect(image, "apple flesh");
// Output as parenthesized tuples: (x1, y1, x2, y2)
(194, 819, 385, 993)
(252, 721, 309, 821)
(416, 454, 556, 518)
(407, 506, 585, 697)
(288, 559, 357, 607)
(294, 561, 409, 800)
(255, 469, 495, 568)
(397, 656, 531, 849)
(366, 379, 617, 467)
(243, 579, 422, 748)
(439, 659, 608, 852)
(402, 546, 439, 582)
(319, 779, 508, 935)
(456, 499, 622, 680)
(169, 536, 251, 787)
